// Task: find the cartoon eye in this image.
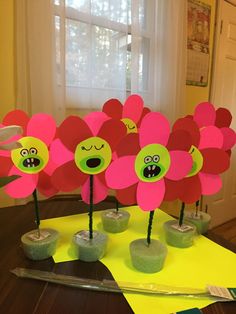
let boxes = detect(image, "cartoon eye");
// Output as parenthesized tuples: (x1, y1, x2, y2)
(81, 145, 93, 151)
(94, 144, 104, 150)
(20, 149, 29, 157)
(153, 155, 160, 163)
(190, 147, 195, 154)
(144, 156, 152, 164)
(127, 125, 135, 130)
(29, 147, 38, 155)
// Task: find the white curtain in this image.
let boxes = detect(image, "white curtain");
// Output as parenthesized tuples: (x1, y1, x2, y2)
(15, 0, 187, 124)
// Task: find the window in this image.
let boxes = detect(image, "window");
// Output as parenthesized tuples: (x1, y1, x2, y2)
(54, 0, 156, 109)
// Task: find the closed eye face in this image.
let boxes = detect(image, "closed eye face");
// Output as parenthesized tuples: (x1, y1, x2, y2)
(11, 136, 49, 174)
(187, 145, 203, 177)
(121, 118, 138, 134)
(75, 136, 112, 174)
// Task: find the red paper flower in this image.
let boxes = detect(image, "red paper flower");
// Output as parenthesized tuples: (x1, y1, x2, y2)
(51, 114, 126, 204)
(0, 110, 58, 198)
(105, 112, 193, 211)
(102, 94, 150, 133)
(164, 117, 230, 203)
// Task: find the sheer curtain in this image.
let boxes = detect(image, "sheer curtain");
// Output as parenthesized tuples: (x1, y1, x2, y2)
(15, 0, 187, 124)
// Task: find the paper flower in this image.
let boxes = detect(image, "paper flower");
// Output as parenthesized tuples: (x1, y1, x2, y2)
(164, 117, 230, 203)
(51, 115, 127, 204)
(105, 112, 193, 211)
(189, 102, 236, 154)
(0, 110, 58, 198)
(102, 94, 150, 134)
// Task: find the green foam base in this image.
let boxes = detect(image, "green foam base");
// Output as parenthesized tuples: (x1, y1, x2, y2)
(73, 230, 108, 262)
(164, 220, 196, 248)
(129, 238, 167, 273)
(185, 212, 211, 234)
(21, 228, 59, 260)
(101, 209, 130, 233)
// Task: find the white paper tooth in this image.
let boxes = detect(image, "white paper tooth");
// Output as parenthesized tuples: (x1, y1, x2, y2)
(148, 166, 151, 170)
(31, 158, 34, 162)
(27, 158, 30, 162)
(152, 165, 156, 170)
(148, 174, 151, 178)
(27, 164, 30, 168)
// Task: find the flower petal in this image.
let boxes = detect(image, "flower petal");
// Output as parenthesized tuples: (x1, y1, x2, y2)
(84, 112, 110, 136)
(179, 176, 202, 204)
(164, 179, 183, 202)
(139, 112, 170, 147)
(166, 151, 193, 180)
(198, 172, 222, 195)
(137, 179, 165, 211)
(215, 107, 232, 127)
(97, 119, 127, 152)
(116, 183, 138, 205)
(199, 126, 223, 149)
(3, 110, 29, 136)
(27, 114, 57, 146)
(51, 160, 87, 191)
(122, 94, 144, 123)
(50, 138, 74, 166)
(221, 127, 236, 151)
(5, 166, 38, 198)
(105, 156, 138, 189)
(193, 102, 216, 127)
(201, 148, 230, 174)
(58, 116, 92, 152)
(81, 175, 108, 204)
(116, 133, 140, 157)
(173, 118, 200, 147)
(167, 129, 192, 151)
(102, 98, 123, 119)
(137, 107, 151, 128)
(0, 156, 13, 176)
(37, 171, 58, 197)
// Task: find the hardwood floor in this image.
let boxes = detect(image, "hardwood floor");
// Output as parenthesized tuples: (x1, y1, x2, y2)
(211, 218, 236, 246)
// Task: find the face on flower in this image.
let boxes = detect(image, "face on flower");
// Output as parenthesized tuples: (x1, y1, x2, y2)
(11, 136, 49, 174)
(121, 118, 138, 134)
(75, 136, 112, 174)
(134, 144, 171, 182)
(187, 145, 203, 177)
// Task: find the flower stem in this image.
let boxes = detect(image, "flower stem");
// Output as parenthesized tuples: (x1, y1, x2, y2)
(179, 202, 185, 227)
(147, 210, 155, 246)
(195, 200, 200, 217)
(32, 189, 40, 238)
(89, 175, 94, 239)
(115, 199, 119, 213)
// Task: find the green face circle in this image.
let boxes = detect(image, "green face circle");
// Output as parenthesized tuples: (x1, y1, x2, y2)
(187, 145, 203, 177)
(135, 144, 170, 182)
(11, 136, 49, 174)
(121, 118, 138, 134)
(75, 136, 112, 174)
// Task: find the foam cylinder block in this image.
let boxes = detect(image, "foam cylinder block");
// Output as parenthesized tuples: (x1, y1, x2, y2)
(21, 228, 59, 260)
(164, 220, 196, 248)
(73, 230, 108, 262)
(185, 212, 211, 234)
(101, 209, 130, 233)
(129, 238, 168, 273)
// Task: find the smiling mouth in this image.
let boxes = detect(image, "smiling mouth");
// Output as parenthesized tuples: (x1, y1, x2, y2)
(23, 158, 40, 168)
(86, 158, 101, 168)
(143, 165, 161, 178)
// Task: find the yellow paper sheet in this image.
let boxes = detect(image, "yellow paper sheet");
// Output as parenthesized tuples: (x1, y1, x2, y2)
(41, 206, 236, 314)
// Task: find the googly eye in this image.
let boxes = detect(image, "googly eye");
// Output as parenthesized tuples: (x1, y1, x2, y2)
(144, 156, 152, 164)
(29, 147, 37, 155)
(153, 155, 160, 163)
(20, 149, 29, 157)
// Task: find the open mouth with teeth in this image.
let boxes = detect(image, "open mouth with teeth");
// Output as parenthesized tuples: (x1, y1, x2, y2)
(143, 164, 161, 178)
(23, 157, 41, 168)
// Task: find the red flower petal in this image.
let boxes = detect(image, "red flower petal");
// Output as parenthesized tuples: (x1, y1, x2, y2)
(173, 118, 200, 147)
(81, 175, 108, 204)
(164, 179, 183, 202)
(51, 160, 87, 191)
(137, 180, 165, 211)
(193, 102, 216, 127)
(116, 133, 140, 157)
(97, 119, 127, 152)
(102, 98, 123, 119)
(167, 129, 192, 151)
(137, 107, 151, 128)
(116, 183, 138, 205)
(122, 94, 144, 123)
(201, 148, 230, 174)
(0, 156, 13, 176)
(179, 176, 202, 204)
(37, 171, 59, 197)
(215, 107, 232, 127)
(221, 127, 236, 151)
(3, 110, 29, 136)
(198, 172, 222, 196)
(58, 116, 92, 152)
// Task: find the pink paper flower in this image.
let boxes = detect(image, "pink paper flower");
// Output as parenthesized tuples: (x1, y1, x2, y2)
(164, 117, 230, 203)
(51, 115, 126, 204)
(102, 94, 150, 133)
(105, 112, 193, 211)
(0, 110, 58, 198)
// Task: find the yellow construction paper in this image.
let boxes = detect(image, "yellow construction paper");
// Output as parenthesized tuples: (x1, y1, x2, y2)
(41, 206, 236, 314)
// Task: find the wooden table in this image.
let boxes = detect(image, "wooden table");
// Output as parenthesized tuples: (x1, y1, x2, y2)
(0, 196, 236, 314)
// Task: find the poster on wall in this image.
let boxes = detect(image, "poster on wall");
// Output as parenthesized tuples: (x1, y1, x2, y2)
(186, 0, 211, 87)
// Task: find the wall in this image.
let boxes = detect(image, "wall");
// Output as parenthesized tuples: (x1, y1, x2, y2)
(186, 0, 216, 114)
(0, 0, 15, 206)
